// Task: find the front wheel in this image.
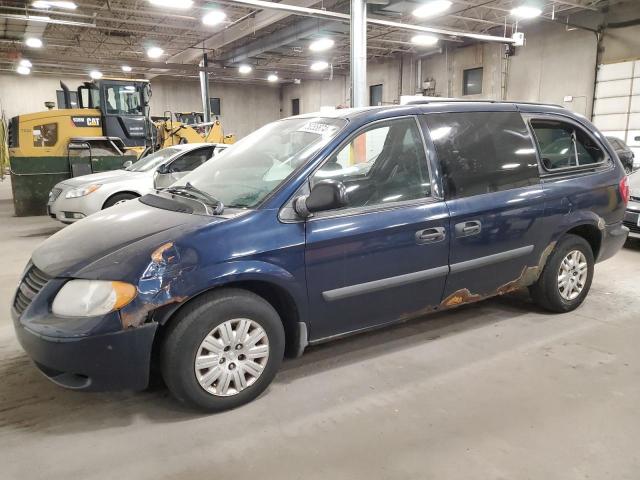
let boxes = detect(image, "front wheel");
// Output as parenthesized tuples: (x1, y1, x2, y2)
(161, 289, 285, 411)
(529, 234, 594, 313)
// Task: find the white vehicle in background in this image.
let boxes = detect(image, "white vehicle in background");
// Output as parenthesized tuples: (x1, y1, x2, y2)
(47, 143, 228, 224)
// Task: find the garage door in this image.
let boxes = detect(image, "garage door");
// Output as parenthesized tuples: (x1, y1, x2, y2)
(592, 60, 640, 167)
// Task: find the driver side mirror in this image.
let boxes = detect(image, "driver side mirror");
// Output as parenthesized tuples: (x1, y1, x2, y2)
(293, 179, 348, 218)
(156, 163, 169, 175)
(122, 160, 133, 169)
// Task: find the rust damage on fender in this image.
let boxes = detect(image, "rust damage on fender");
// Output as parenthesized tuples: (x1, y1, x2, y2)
(440, 241, 557, 310)
(120, 242, 196, 329)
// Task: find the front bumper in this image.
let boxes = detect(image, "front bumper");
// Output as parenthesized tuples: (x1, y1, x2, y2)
(13, 313, 157, 391)
(11, 275, 157, 391)
(47, 186, 102, 224)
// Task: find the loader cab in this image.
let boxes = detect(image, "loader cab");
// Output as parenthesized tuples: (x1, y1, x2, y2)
(175, 112, 204, 125)
(77, 78, 151, 148)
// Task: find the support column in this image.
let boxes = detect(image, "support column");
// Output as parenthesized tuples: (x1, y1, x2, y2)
(350, 0, 367, 108)
(199, 53, 211, 122)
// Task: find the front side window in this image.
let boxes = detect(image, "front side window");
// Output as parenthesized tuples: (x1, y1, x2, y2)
(310, 117, 430, 210)
(104, 85, 142, 115)
(173, 117, 347, 208)
(425, 111, 539, 199)
(531, 119, 605, 170)
(33, 123, 58, 147)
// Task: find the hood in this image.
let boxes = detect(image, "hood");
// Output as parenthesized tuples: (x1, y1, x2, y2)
(59, 169, 146, 188)
(32, 199, 219, 277)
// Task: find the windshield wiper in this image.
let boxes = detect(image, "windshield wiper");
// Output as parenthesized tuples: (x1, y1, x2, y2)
(165, 182, 224, 214)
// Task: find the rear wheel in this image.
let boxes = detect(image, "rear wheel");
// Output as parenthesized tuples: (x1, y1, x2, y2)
(161, 289, 285, 412)
(103, 192, 138, 209)
(529, 234, 594, 312)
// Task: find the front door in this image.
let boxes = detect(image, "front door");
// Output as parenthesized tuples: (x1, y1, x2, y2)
(423, 110, 548, 306)
(304, 116, 450, 340)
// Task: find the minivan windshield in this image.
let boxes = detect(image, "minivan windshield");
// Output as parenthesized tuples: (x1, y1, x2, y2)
(173, 117, 347, 208)
(126, 146, 183, 172)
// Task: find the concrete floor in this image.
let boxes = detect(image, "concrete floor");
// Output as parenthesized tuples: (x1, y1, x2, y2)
(0, 177, 639, 480)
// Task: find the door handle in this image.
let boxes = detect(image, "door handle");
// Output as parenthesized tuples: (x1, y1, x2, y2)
(416, 227, 446, 244)
(455, 220, 482, 237)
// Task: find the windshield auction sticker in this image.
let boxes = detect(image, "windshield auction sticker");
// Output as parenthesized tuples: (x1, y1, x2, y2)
(297, 121, 338, 136)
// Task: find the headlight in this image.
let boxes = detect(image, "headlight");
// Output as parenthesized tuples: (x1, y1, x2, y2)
(52, 280, 137, 317)
(65, 184, 101, 199)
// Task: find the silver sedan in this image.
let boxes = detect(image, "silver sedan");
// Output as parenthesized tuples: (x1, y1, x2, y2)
(47, 143, 228, 224)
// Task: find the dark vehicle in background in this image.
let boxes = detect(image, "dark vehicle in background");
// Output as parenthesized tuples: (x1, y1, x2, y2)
(12, 101, 629, 412)
(606, 136, 635, 174)
(624, 171, 640, 238)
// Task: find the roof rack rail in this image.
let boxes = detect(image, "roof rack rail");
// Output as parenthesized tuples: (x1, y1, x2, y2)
(405, 99, 564, 108)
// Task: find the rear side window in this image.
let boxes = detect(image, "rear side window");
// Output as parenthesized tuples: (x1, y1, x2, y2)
(530, 119, 605, 170)
(425, 111, 539, 199)
(169, 147, 214, 173)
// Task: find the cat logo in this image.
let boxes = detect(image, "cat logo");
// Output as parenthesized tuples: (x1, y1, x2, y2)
(71, 116, 101, 128)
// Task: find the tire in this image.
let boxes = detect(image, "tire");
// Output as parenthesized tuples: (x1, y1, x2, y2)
(160, 288, 285, 412)
(529, 234, 594, 313)
(103, 192, 138, 209)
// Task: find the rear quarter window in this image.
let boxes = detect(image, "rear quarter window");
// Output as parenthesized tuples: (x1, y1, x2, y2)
(530, 119, 605, 171)
(424, 111, 539, 199)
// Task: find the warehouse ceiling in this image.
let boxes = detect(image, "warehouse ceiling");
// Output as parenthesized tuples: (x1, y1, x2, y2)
(0, 0, 610, 83)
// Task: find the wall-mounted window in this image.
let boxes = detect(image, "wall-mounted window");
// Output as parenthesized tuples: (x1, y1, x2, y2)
(292, 98, 300, 116)
(210, 97, 221, 116)
(463, 67, 483, 96)
(370, 84, 383, 106)
(33, 123, 58, 147)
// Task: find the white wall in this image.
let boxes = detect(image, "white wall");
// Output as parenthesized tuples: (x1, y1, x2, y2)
(0, 74, 281, 139)
(281, 75, 349, 116)
(149, 79, 280, 138)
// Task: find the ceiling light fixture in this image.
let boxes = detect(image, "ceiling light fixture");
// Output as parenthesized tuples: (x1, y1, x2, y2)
(25, 37, 43, 48)
(202, 10, 227, 25)
(238, 64, 252, 74)
(147, 46, 164, 58)
(32, 1, 77, 9)
(310, 61, 329, 71)
(148, 0, 193, 9)
(16, 65, 31, 75)
(267, 74, 278, 82)
(510, 5, 542, 19)
(121, 65, 132, 72)
(412, 0, 452, 19)
(309, 38, 334, 52)
(89, 70, 103, 79)
(411, 34, 439, 46)
(19, 59, 32, 68)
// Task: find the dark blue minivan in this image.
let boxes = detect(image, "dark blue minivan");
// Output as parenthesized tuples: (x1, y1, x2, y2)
(12, 101, 630, 411)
